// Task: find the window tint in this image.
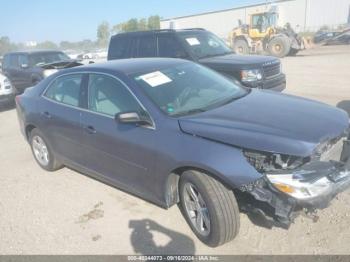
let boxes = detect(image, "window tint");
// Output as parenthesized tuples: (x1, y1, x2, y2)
(9, 54, 19, 68)
(2, 55, 10, 69)
(88, 74, 142, 117)
(158, 35, 188, 58)
(108, 37, 132, 59)
(18, 54, 29, 66)
(45, 74, 82, 107)
(138, 35, 157, 57)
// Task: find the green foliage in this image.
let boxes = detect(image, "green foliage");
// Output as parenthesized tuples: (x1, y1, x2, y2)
(0, 36, 17, 55)
(36, 41, 58, 49)
(97, 21, 110, 47)
(147, 15, 160, 30)
(111, 15, 160, 34)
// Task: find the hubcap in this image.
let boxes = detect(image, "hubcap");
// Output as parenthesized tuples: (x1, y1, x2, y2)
(273, 44, 282, 52)
(183, 183, 210, 236)
(32, 135, 49, 166)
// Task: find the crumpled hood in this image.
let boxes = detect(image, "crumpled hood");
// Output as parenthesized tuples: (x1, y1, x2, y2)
(179, 90, 349, 157)
(38, 60, 83, 70)
(198, 54, 278, 69)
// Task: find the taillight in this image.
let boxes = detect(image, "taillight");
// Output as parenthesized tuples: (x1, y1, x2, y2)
(15, 95, 21, 105)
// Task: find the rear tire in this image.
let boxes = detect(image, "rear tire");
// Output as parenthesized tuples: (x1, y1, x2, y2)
(179, 170, 240, 247)
(234, 39, 250, 55)
(268, 37, 291, 58)
(29, 128, 63, 171)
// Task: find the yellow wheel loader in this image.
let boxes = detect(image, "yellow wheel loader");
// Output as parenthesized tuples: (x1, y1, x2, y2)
(229, 8, 304, 58)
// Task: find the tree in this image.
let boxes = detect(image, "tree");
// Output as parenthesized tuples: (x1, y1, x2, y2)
(97, 21, 110, 47)
(36, 41, 58, 49)
(124, 19, 139, 32)
(138, 18, 148, 31)
(0, 36, 16, 55)
(147, 15, 160, 30)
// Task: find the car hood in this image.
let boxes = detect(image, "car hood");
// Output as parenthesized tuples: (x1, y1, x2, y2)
(178, 90, 349, 157)
(38, 60, 83, 70)
(198, 53, 278, 69)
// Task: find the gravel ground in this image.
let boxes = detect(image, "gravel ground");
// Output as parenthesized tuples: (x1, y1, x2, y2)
(0, 45, 349, 255)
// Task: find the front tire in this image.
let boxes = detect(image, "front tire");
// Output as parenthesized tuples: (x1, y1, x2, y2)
(179, 170, 240, 247)
(30, 128, 63, 171)
(268, 36, 291, 57)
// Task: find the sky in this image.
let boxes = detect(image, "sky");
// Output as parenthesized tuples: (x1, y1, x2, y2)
(0, 0, 265, 43)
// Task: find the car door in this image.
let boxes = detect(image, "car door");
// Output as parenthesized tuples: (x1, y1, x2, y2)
(137, 34, 157, 58)
(17, 54, 32, 88)
(80, 73, 157, 194)
(40, 73, 86, 164)
(7, 54, 21, 89)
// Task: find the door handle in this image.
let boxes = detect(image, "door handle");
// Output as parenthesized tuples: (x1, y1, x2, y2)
(83, 125, 97, 134)
(41, 111, 52, 119)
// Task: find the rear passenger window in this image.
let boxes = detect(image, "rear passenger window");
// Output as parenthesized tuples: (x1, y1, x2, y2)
(108, 37, 132, 59)
(45, 74, 82, 107)
(138, 36, 157, 57)
(158, 35, 188, 58)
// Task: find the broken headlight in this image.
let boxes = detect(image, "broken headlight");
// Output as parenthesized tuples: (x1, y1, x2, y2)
(243, 150, 307, 173)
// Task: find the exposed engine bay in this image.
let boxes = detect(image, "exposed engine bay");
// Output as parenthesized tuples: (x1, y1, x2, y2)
(238, 130, 350, 229)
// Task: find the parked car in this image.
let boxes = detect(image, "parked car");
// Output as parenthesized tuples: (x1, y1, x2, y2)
(2, 50, 82, 93)
(0, 73, 14, 106)
(108, 29, 286, 91)
(16, 58, 350, 247)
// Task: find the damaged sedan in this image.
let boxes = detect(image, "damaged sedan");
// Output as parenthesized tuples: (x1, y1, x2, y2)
(2, 50, 82, 93)
(16, 58, 350, 247)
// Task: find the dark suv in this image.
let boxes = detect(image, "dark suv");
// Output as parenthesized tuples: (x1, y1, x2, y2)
(2, 50, 81, 93)
(108, 29, 286, 91)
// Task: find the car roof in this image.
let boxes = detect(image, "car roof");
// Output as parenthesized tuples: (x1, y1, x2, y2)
(111, 28, 207, 38)
(64, 58, 191, 75)
(73, 58, 189, 75)
(4, 50, 64, 55)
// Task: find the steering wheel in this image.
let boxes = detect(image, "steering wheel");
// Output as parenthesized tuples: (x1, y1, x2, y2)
(176, 86, 199, 107)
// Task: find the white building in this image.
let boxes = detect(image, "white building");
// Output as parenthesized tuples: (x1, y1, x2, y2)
(161, 0, 350, 39)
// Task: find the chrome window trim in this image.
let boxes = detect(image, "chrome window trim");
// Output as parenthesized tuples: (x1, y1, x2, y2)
(41, 71, 156, 130)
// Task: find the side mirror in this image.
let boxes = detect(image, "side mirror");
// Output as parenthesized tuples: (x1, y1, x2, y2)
(21, 64, 29, 69)
(116, 111, 152, 126)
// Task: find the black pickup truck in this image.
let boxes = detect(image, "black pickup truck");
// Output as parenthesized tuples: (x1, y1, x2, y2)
(108, 28, 286, 91)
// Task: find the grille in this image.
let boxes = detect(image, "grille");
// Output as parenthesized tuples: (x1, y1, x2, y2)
(263, 63, 280, 79)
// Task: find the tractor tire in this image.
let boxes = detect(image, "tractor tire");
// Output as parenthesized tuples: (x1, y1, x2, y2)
(268, 37, 291, 58)
(234, 39, 249, 55)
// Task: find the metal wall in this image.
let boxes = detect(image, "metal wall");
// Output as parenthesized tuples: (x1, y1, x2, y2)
(160, 0, 350, 39)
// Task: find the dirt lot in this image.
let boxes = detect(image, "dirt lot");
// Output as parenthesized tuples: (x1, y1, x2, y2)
(0, 45, 350, 255)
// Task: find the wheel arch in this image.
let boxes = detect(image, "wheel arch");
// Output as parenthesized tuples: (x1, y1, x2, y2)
(164, 165, 238, 208)
(25, 124, 37, 141)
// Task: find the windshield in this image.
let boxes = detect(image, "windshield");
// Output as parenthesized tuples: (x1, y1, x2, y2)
(132, 62, 247, 116)
(178, 31, 233, 59)
(29, 52, 70, 66)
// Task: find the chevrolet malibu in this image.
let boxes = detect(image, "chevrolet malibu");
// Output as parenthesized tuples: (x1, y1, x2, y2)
(16, 58, 350, 247)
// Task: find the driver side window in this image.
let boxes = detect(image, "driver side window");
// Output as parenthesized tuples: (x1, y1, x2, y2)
(88, 74, 142, 117)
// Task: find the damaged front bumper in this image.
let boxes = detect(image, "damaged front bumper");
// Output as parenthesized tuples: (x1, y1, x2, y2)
(239, 139, 350, 228)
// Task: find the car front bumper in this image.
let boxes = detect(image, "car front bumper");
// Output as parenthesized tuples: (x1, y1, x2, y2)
(0, 93, 15, 104)
(242, 73, 286, 92)
(240, 138, 350, 228)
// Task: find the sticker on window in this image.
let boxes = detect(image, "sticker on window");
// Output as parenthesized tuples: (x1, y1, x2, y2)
(185, 37, 200, 46)
(139, 71, 172, 87)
